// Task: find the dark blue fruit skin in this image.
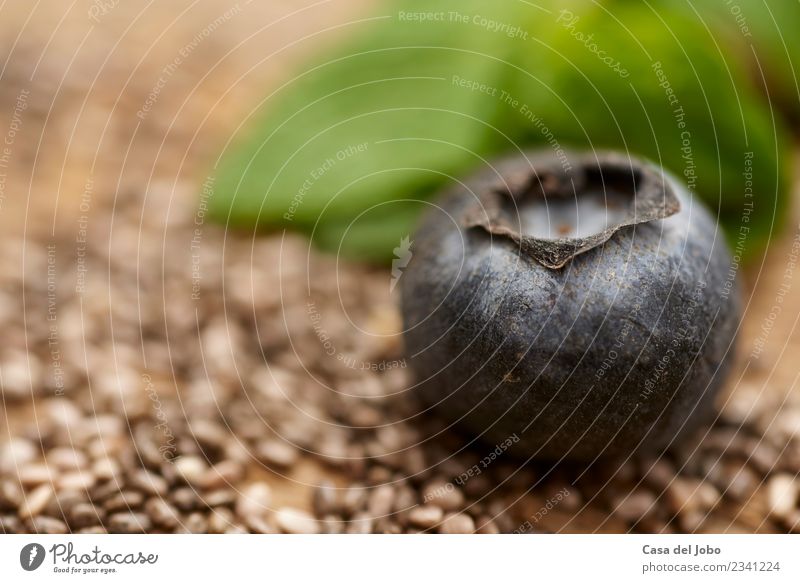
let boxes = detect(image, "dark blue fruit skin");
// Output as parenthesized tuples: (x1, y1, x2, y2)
(401, 151, 740, 462)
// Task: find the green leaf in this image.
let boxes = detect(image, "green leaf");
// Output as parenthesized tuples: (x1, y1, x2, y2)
(511, 3, 790, 257)
(210, 0, 790, 263)
(688, 0, 800, 119)
(211, 0, 535, 230)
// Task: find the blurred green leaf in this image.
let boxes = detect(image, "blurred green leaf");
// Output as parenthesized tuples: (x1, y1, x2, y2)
(210, 0, 790, 262)
(517, 2, 790, 254)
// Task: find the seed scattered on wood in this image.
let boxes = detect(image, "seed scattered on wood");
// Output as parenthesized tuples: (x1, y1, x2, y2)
(68, 503, 105, 529)
(768, 474, 798, 519)
(27, 516, 69, 534)
(18, 465, 55, 488)
(107, 512, 152, 534)
(275, 508, 320, 534)
(475, 515, 500, 534)
(177, 512, 207, 534)
(257, 440, 299, 469)
(312, 481, 338, 516)
(58, 471, 96, 491)
(0, 481, 23, 511)
(666, 478, 719, 516)
(174, 456, 208, 487)
(235, 483, 272, 518)
(203, 489, 237, 508)
(208, 508, 235, 533)
(103, 490, 145, 513)
(367, 485, 395, 517)
(47, 448, 88, 471)
(244, 514, 274, 534)
(91, 458, 120, 482)
(145, 498, 180, 529)
(0, 177, 796, 534)
(128, 470, 168, 497)
(0, 439, 37, 473)
(200, 460, 244, 490)
(18, 484, 52, 519)
(438, 513, 475, 534)
(345, 512, 373, 534)
(614, 490, 657, 523)
(408, 505, 443, 529)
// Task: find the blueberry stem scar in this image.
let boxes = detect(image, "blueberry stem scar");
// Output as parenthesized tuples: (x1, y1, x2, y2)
(463, 152, 681, 269)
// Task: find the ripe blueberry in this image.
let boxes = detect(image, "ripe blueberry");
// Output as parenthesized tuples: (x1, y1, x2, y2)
(401, 151, 740, 461)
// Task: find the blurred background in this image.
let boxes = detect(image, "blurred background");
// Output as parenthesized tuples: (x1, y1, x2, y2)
(0, 0, 369, 236)
(1, 0, 799, 534)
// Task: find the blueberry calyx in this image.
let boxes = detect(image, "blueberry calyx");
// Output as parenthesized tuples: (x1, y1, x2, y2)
(462, 152, 681, 269)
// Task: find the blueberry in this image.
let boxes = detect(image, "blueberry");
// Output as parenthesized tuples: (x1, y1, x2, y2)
(401, 150, 740, 461)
